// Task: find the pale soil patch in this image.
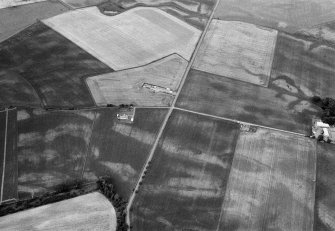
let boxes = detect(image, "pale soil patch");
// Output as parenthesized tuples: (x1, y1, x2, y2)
(0, 192, 117, 231)
(0, 0, 46, 9)
(219, 128, 316, 231)
(86, 54, 187, 106)
(193, 20, 277, 87)
(43, 7, 201, 70)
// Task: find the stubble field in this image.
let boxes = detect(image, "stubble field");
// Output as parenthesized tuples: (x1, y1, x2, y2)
(0, 192, 117, 231)
(44, 7, 201, 70)
(131, 110, 240, 230)
(219, 128, 316, 231)
(86, 54, 187, 106)
(193, 20, 277, 87)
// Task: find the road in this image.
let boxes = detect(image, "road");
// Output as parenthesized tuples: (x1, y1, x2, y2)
(124, 0, 224, 229)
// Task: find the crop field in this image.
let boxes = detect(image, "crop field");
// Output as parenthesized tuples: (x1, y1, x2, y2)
(176, 69, 319, 134)
(100, 0, 217, 30)
(0, 108, 18, 202)
(43, 7, 201, 70)
(214, 0, 335, 33)
(0, 70, 41, 107)
(17, 109, 96, 199)
(193, 20, 277, 87)
(0, 1, 69, 42)
(0, 22, 112, 107)
(0, 0, 47, 9)
(219, 128, 316, 231)
(314, 143, 335, 230)
(270, 32, 335, 98)
(86, 54, 187, 106)
(0, 192, 117, 231)
(131, 110, 240, 230)
(84, 108, 168, 199)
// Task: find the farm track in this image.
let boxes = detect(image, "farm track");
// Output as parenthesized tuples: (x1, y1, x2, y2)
(175, 107, 306, 137)
(125, 0, 223, 228)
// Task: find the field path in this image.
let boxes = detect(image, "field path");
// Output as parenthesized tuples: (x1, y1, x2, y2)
(125, 0, 223, 228)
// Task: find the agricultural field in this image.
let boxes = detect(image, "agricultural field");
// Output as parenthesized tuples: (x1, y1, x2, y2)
(0, 0, 47, 9)
(0, 70, 41, 107)
(0, 1, 69, 42)
(130, 110, 240, 230)
(86, 54, 187, 106)
(44, 7, 201, 70)
(214, 0, 335, 33)
(314, 143, 335, 231)
(193, 20, 277, 87)
(218, 128, 316, 231)
(62, 0, 106, 9)
(17, 108, 96, 199)
(0, 192, 117, 231)
(84, 108, 168, 199)
(176, 69, 319, 134)
(297, 21, 335, 45)
(0, 22, 112, 107)
(0, 108, 18, 202)
(271, 32, 335, 98)
(98, 0, 217, 30)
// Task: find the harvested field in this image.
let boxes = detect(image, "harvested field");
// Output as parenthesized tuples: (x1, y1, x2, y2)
(84, 108, 167, 199)
(43, 7, 201, 70)
(86, 54, 187, 106)
(0, 0, 47, 9)
(219, 128, 316, 231)
(271, 32, 335, 98)
(0, 192, 117, 231)
(314, 143, 335, 231)
(176, 69, 319, 134)
(214, 0, 335, 33)
(0, 1, 69, 42)
(98, 0, 217, 30)
(17, 109, 96, 199)
(0, 71, 41, 107)
(0, 22, 112, 107)
(131, 110, 240, 230)
(0, 108, 18, 202)
(193, 20, 277, 87)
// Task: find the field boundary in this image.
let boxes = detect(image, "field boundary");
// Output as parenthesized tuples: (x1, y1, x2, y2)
(125, 0, 223, 229)
(0, 109, 8, 202)
(175, 107, 306, 137)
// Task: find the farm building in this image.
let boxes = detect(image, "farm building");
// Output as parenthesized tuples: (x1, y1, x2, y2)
(117, 106, 135, 123)
(142, 83, 176, 95)
(312, 119, 335, 143)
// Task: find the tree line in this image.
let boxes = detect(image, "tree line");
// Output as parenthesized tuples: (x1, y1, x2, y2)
(311, 96, 335, 125)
